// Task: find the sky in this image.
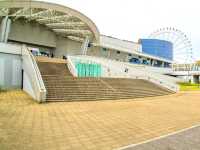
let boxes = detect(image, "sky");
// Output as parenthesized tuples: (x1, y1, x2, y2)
(40, 0, 200, 61)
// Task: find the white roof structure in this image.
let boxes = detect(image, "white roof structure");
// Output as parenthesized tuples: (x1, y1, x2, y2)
(100, 35, 142, 53)
(0, 0, 100, 43)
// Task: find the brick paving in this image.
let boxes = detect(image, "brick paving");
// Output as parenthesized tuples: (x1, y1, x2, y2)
(0, 91, 200, 150)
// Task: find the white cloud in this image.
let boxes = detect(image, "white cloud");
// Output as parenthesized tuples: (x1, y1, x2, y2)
(40, 0, 200, 60)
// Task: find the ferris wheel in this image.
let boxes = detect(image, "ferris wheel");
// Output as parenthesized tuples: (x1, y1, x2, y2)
(149, 27, 193, 64)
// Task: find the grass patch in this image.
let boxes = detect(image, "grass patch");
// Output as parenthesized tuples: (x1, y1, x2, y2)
(179, 82, 200, 91)
(0, 86, 7, 93)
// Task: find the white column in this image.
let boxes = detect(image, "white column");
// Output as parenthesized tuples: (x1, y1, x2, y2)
(0, 18, 5, 42)
(108, 49, 111, 58)
(161, 61, 165, 67)
(0, 16, 11, 43)
(4, 18, 11, 43)
(151, 59, 155, 66)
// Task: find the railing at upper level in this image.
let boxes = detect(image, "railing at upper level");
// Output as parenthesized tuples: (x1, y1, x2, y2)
(171, 63, 200, 76)
(22, 45, 46, 102)
(67, 56, 78, 77)
(172, 63, 200, 72)
(70, 55, 180, 92)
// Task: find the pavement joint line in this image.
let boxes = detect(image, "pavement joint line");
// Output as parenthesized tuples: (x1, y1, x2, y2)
(116, 123, 200, 150)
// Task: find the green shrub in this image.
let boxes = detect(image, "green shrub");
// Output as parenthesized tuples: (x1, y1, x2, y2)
(178, 82, 200, 91)
(0, 86, 6, 93)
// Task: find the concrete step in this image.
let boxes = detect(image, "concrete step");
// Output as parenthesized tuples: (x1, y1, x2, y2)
(46, 94, 165, 99)
(45, 86, 169, 93)
(37, 59, 173, 102)
(45, 89, 169, 95)
(46, 94, 166, 102)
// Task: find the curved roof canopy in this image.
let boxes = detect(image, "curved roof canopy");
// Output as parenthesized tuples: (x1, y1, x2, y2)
(0, 0, 100, 43)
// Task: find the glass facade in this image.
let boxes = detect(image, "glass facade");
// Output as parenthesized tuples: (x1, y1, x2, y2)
(140, 39, 173, 61)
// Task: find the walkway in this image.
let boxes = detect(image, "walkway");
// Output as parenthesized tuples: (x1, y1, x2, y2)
(122, 126, 200, 150)
(0, 91, 200, 150)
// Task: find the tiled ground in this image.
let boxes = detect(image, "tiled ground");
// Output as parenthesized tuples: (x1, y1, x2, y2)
(1, 91, 200, 150)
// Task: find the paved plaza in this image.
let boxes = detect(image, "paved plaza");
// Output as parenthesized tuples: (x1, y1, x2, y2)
(1, 91, 200, 150)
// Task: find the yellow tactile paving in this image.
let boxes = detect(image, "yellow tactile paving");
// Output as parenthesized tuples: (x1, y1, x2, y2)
(1, 90, 200, 150)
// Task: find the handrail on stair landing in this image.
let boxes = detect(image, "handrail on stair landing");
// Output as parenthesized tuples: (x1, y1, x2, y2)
(22, 45, 47, 102)
(71, 55, 179, 92)
(67, 56, 78, 77)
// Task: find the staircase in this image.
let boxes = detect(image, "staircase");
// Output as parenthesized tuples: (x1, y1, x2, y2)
(36, 57, 173, 102)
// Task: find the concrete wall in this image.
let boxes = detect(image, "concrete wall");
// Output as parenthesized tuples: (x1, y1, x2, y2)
(23, 71, 35, 99)
(0, 52, 22, 89)
(87, 46, 102, 57)
(0, 42, 22, 55)
(8, 19, 56, 47)
(7, 19, 84, 57)
(87, 46, 131, 62)
(55, 36, 82, 57)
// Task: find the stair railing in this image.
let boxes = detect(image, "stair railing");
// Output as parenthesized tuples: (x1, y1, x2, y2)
(72, 55, 179, 92)
(67, 55, 78, 77)
(22, 45, 46, 102)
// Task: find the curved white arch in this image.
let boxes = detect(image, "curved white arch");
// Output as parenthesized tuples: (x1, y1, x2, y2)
(0, 0, 100, 43)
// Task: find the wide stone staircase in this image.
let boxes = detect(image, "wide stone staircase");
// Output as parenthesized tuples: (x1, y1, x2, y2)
(36, 57, 174, 102)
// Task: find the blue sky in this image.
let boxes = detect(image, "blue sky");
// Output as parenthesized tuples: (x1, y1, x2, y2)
(41, 0, 200, 61)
